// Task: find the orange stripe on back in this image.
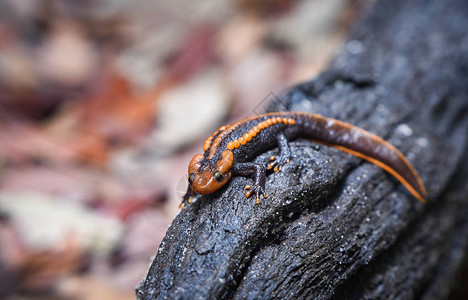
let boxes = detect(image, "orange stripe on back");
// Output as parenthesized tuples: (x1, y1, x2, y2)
(207, 113, 290, 158)
(226, 117, 296, 151)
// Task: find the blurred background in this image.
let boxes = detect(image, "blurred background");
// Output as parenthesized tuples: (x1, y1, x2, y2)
(0, 0, 362, 299)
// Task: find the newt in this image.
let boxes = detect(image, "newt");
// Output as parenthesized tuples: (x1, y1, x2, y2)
(187, 111, 427, 205)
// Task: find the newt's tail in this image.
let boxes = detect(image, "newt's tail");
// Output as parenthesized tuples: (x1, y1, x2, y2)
(302, 115, 427, 203)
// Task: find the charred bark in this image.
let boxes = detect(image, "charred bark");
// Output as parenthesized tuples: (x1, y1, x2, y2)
(137, 0, 468, 298)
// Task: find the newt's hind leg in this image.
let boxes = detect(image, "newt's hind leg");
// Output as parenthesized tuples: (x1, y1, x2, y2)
(267, 133, 291, 172)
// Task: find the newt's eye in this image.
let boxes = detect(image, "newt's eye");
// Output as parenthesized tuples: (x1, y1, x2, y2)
(188, 173, 195, 184)
(213, 171, 224, 182)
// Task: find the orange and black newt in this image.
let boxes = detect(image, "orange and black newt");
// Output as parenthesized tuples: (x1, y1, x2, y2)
(187, 111, 427, 205)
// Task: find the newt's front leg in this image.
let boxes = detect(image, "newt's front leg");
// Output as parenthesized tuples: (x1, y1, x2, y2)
(232, 162, 267, 204)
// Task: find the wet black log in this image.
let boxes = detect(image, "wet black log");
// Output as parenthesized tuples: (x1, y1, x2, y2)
(137, 0, 468, 298)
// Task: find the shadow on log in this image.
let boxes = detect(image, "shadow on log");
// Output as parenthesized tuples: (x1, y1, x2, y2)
(137, 0, 468, 298)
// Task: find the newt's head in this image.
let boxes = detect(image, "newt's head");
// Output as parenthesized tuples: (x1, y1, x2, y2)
(188, 150, 233, 194)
